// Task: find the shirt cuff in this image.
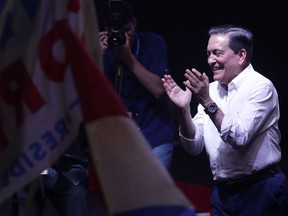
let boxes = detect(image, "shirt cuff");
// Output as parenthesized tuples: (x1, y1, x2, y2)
(179, 127, 196, 145)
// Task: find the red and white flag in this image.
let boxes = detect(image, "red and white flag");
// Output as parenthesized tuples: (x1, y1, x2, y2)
(0, 0, 195, 215)
(0, 0, 100, 204)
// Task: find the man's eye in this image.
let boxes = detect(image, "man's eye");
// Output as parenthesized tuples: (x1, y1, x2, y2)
(215, 51, 222, 56)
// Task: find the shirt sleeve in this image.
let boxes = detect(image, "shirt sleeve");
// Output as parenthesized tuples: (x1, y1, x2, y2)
(178, 106, 205, 155)
(220, 81, 279, 150)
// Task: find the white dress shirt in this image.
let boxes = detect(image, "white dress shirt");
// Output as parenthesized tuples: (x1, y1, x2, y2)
(180, 64, 282, 180)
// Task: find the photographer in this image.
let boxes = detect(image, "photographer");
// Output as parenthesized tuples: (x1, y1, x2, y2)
(98, 0, 175, 170)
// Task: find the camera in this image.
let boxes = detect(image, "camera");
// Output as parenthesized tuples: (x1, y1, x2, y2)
(107, 28, 126, 48)
(107, 0, 126, 48)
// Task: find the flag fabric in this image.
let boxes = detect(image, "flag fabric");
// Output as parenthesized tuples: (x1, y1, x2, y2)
(0, 0, 100, 204)
(0, 0, 196, 215)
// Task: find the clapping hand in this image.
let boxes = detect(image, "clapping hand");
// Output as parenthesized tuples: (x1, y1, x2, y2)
(162, 75, 192, 109)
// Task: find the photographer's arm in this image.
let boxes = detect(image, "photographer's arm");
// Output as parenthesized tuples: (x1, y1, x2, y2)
(115, 38, 165, 98)
(125, 54, 165, 98)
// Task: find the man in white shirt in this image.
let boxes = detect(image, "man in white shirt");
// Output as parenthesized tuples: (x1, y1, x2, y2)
(162, 24, 288, 215)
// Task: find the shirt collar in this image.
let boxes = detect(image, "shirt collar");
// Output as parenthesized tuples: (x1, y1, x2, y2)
(227, 64, 254, 92)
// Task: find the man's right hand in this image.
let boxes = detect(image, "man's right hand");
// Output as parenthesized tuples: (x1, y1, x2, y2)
(162, 74, 192, 109)
(99, 31, 109, 54)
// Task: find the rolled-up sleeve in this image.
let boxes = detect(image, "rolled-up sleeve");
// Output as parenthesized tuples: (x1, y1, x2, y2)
(179, 126, 204, 155)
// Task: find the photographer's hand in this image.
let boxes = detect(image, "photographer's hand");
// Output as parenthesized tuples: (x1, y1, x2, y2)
(113, 32, 133, 63)
(99, 31, 109, 54)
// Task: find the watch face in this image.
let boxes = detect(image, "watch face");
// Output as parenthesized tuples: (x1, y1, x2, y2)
(205, 102, 218, 114)
(208, 104, 217, 113)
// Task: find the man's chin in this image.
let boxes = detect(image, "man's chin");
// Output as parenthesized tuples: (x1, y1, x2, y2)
(213, 75, 220, 81)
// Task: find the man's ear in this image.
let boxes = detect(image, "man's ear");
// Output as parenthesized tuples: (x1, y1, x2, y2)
(239, 48, 247, 64)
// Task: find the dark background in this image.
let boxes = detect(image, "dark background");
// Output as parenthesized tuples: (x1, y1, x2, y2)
(95, 0, 288, 186)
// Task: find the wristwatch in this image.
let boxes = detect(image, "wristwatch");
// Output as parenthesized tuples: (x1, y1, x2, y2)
(204, 102, 218, 115)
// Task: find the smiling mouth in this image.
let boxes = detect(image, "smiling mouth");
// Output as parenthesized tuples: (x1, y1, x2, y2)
(212, 67, 222, 72)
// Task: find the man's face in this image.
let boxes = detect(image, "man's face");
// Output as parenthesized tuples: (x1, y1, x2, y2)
(206, 34, 243, 85)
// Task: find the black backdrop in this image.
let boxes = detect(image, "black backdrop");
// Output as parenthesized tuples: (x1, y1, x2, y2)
(95, 0, 288, 185)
